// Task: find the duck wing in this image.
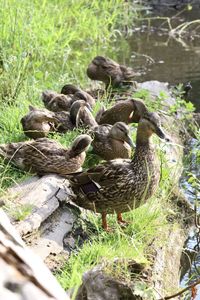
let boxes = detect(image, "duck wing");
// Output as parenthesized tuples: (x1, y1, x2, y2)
(69, 159, 131, 194)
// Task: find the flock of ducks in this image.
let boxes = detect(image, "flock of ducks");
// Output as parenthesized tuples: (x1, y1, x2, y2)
(0, 56, 169, 231)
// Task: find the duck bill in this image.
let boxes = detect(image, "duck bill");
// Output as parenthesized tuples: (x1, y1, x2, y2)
(125, 135, 135, 148)
(155, 126, 169, 141)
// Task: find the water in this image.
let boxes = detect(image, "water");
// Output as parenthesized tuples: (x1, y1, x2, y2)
(115, 7, 200, 112)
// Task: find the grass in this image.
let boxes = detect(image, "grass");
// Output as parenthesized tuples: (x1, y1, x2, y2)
(57, 197, 167, 297)
(0, 0, 190, 298)
(0, 0, 141, 188)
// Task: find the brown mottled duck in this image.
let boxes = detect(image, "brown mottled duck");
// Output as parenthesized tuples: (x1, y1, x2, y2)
(91, 122, 134, 160)
(42, 90, 74, 112)
(54, 100, 97, 133)
(61, 84, 96, 108)
(68, 112, 169, 231)
(87, 56, 139, 88)
(21, 105, 56, 139)
(0, 135, 92, 176)
(96, 98, 148, 125)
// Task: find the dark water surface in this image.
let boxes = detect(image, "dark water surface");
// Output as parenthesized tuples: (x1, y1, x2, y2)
(115, 7, 200, 111)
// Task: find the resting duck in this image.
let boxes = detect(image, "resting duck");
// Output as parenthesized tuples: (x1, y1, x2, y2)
(61, 84, 96, 108)
(91, 122, 134, 160)
(0, 135, 92, 176)
(21, 106, 56, 139)
(87, 56, 139, 88)
(42, 90, 74, 112)
(54, 100, 97, 133)
(68, 112, 169, 231)
(96, 98, 148, 125)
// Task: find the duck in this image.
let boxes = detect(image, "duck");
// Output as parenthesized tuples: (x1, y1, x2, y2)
(42, 90, 74, 112)
(0, 134, 92, 176)
(87, 56, 139, 88)
(54, 100, 97, 133)
(91, 122, 134, 160)
(21, 105, 56, 139)
(61, 84, 96, 108)
(68, 112, 169, 231)
(96, 98, 148, 125)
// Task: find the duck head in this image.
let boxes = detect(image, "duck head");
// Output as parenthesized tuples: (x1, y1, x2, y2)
(48, 94, 73, 112)
(109, 122, 135, 148)
(27, 105, 56, 123)
(41, 90, 57, 105)
(61, 84, 80, 95)
(87, 56, 120, 85)
(137, 112, 169, 143)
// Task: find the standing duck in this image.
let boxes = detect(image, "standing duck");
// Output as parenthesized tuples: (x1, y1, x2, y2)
(61, 84, 96, 108)
(87, 56, 139, 88)
(68, 112, 169, 231)
(42, 90, 74, 112)
(0, 135, 92, 176)
(21, 106, 56, 139)
(91, 122, 134, 160)
(96, 98, 148, 125)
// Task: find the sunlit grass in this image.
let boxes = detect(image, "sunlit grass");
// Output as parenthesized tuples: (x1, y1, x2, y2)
(56, 193, 169, 294)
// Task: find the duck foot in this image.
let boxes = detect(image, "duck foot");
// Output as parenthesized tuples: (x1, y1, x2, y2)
(117, 213, 129, 227)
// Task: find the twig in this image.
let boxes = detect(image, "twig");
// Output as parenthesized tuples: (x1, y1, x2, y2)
(158, 278, 200, 299)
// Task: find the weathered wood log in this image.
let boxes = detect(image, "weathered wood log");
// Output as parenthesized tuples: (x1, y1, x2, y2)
(0, 208, 70, 300)
(1, 174, 80, 266)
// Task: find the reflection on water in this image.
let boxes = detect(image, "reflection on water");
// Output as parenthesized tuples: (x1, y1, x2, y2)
(113, 8, 200, 111)
(127, 32, 200, 111)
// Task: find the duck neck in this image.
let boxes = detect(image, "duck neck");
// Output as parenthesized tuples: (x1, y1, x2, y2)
(133, 124, 154, 159)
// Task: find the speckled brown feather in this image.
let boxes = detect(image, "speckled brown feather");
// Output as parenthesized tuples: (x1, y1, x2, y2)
(87, 56, 139, 87)
(53, 100, 97, 133)
(91, 122, 133, 160)
(69, 112, 168, 214)
(21, 106, 56, 139)
(0, 135, 92, 176)
(42, 90, 74, 112)
(61, 84, 96, 108)
(97, 99, 148, 125)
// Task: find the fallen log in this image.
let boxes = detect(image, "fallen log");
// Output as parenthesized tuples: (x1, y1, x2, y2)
(0, 208, 70, 300)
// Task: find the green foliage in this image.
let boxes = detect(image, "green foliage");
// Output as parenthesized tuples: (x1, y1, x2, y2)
(0, 0, 139, 190)
(0, 0, 138, 104)
(57, 195, 167, 292)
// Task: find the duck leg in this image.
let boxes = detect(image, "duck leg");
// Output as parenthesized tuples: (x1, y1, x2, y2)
(102, 212, 110, 231)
